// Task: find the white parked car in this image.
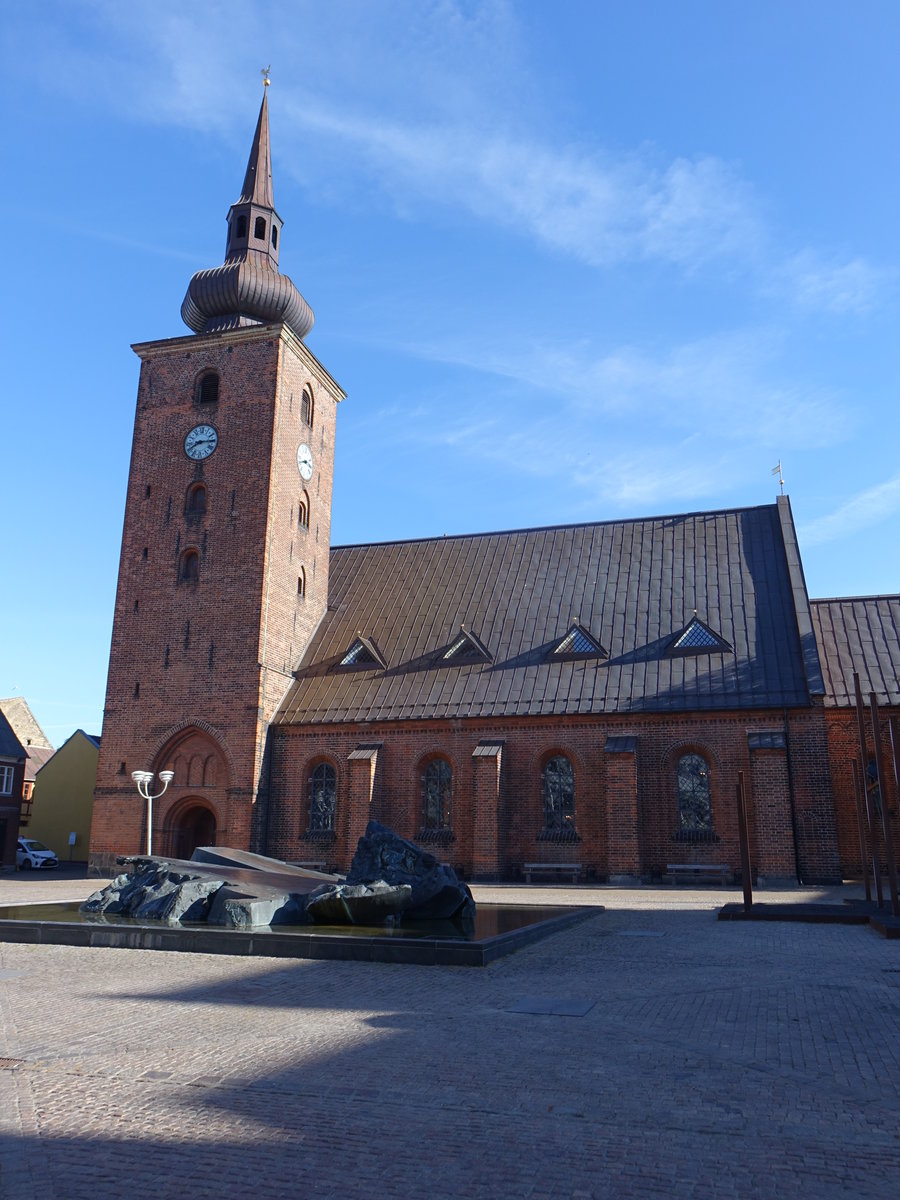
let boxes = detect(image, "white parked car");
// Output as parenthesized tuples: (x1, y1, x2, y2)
(16, 838, 58, 870)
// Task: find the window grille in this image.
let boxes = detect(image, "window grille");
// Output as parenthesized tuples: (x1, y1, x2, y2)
(676, 753, 713, 836)
(307, 763, 336, 833)
(542, 755, 576, 837)
(423, 759, 452, 833)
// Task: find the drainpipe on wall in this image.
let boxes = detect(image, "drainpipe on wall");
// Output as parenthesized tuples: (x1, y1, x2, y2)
(783, 709, 803, 885)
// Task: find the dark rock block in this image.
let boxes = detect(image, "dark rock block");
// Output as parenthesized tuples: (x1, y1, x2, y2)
(305, 881, 412, 926)
(346, 822, 475, 922)
(81, 860, 224, 925)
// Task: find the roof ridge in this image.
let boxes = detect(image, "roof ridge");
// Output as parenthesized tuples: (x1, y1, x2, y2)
(331, 501, 781, 552)
(811, 594, 900, 604)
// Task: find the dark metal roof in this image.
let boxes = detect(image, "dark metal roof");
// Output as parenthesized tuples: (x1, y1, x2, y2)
(276, 502, 815, 726)
(23, 743, 54, 782)
(0, 710, 26, 762)
(810, 596, 900, 707)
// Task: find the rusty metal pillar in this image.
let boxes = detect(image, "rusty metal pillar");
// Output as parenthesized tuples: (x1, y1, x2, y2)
(851, 758, 872, 903)
(854, 672, 884, 907)
(869, 692, 899, 917)
(736, 770, 753, 912)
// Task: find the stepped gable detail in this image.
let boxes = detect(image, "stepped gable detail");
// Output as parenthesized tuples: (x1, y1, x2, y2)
(181, 86, 314, 339)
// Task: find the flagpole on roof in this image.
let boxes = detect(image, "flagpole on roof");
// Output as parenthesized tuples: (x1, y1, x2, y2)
(770, 460, 785, 495)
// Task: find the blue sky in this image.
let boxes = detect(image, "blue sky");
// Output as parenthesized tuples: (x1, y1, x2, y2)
(2, 1, 899, 742)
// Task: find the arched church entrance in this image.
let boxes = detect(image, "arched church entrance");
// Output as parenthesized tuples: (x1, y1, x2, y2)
(165, 801, 217, 861)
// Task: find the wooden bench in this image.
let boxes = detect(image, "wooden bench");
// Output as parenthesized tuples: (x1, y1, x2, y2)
(664, 863, 731, 886)
(523, 862, 583, 884)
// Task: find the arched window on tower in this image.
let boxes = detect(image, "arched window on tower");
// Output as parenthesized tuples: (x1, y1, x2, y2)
(676, 753, 714, 839)
(185, 483, 207, 516)
(254, 216, 266, 239)
(297, 566, 306, 598)
(307, 762, 336, 835)
(180, 548, 200, 583)
(541, 754, 577, 840)
(236, 215, 247, 239)
(421, 758, 453, 838)
(271, 225, 278, 249)
(298, 490, 310, 529)
(301, 385, 314, 429)
(197, 371, 219, 405)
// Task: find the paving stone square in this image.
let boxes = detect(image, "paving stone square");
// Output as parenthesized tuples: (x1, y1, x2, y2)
(1, 874, 898, 1199)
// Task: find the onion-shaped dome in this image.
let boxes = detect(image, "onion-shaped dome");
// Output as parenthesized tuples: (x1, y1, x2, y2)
(181, 86, 314, 341)
(181, 260, 314, 338)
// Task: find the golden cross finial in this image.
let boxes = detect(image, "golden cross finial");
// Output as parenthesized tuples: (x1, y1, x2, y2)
(261, 65, 271, 87)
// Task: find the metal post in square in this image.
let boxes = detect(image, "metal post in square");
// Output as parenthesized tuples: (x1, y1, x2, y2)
(854, 672, 884, 908)
(736, 770, 753, 911)
(869, 692, 899, 917)
(851, 758, 872, 903)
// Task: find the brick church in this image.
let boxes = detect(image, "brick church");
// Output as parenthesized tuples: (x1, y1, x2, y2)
(90, 89, 900, 884)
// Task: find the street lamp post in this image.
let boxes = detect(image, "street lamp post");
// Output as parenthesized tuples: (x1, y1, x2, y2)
(131, 770, 175, 856)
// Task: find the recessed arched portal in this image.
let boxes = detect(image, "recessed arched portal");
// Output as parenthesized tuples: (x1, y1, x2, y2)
(165, 800, 217, 861)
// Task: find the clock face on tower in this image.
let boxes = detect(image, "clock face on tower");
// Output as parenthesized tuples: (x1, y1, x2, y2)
(184, 424, 218, 461)
(297, 443, 314, 480)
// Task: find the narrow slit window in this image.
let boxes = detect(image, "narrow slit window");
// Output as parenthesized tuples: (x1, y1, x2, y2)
(301, 386, 314, 428)
(297, 567, 306, 597)
(271, 225, 278, 248)
(185, 483, 207, 515)
(197, 371, 219, 405)
(180, 549, 200, 582)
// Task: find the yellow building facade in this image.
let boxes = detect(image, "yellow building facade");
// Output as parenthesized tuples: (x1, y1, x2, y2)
(26, 731, 100, 863)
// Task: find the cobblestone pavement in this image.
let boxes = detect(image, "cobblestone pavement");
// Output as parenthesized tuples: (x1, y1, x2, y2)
(0, 873, 897, 1199)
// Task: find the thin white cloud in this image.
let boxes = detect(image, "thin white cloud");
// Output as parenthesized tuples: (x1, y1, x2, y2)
(390, 328, 850, 450)
(778, 250, 891, 315)
(15, 1, 888, 310)
(799, 475, 900, 546)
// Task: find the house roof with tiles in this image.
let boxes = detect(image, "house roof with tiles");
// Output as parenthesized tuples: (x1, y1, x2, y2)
(275, 496, 824, 726)
(810, 595, 900, 707)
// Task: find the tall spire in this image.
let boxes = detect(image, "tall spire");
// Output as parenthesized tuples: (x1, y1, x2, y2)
(180, 80, 314, 341)
(237, 88, 275, 209)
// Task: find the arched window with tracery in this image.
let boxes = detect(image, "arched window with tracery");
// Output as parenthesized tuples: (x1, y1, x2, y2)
(307, 762, 336, 836)
(421, 758, 452, 837)
(676, 753, 713, 839)
(541, 754, 577, 840)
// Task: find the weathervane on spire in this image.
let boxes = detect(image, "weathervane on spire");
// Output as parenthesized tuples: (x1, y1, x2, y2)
(770, 459, 785, 495)
(261, 65, 271, 88)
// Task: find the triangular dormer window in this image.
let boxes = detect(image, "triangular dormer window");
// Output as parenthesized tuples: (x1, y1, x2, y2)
(338, 636, 387, 670)
(549, 623, 608, 661)
(668, 616, 731, 657)
(439, 627, 492, 666)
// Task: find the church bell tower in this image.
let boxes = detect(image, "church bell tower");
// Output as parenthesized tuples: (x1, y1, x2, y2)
(91, 83, 345, 869)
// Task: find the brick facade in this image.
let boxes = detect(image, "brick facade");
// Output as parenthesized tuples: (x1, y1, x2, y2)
(822, 707, 900, 879)
(262, 708, 841, 883)
(90, 323, 343, 872)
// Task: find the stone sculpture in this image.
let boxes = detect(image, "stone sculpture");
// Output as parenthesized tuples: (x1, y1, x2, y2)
(80, 824, 475, 930)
